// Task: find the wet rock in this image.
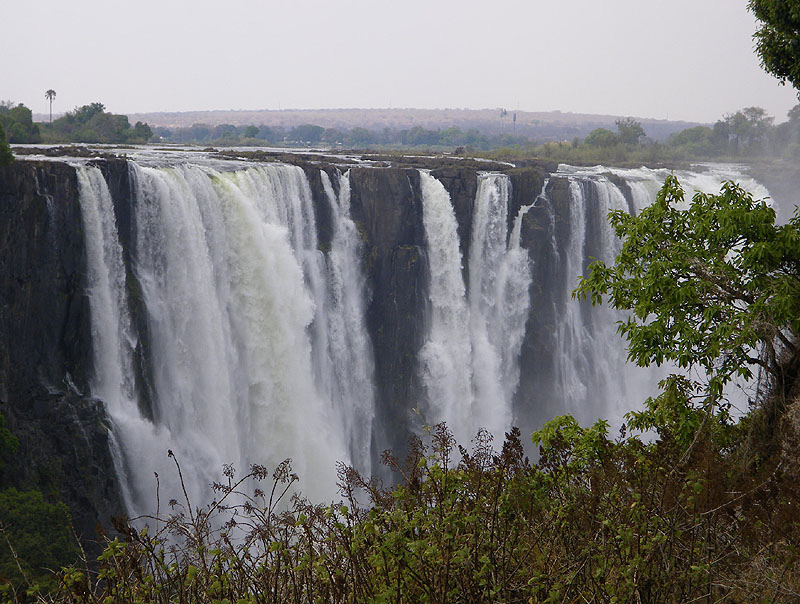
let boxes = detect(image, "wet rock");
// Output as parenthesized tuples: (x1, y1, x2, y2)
(0, 160, 125, 551)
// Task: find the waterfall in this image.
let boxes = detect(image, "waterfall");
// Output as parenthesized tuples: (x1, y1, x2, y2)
(78, 161, 378, 513)
(319, 170, 376, 472)
(543, 165, 772, 429)
(418, 171, 474, 440)
(76, 166, 141, 510)
(419, 171, 532, 444)
(74, 155, 773, 515)
(550, 177, 642, 428)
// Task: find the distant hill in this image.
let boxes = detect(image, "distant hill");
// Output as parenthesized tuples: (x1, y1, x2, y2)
(118, 108, 702, 142)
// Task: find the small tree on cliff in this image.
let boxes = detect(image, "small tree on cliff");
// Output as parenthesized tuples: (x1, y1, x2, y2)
(0, 123, 13, 166)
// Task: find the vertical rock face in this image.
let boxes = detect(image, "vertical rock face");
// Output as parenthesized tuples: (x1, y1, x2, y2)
(348, 168, 429, 458)
(0, 162, 88, 396)
(516, 176, 577, 428)
(0, 160, 124, 543)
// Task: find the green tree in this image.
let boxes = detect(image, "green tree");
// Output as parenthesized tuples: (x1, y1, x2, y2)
(45, 89, 56, 124)
(0, 124, 12, 167)
(321, 127, 345, 144)
(584, 127, 618, 147)
(750, 0, 800, 94)
(129, 121, 153, 143)
(0, 488, 78, 594)
(0, 102, 41, 143)
(347, 127, 378, 146)
(69, 102, 105, 124)
(574, 175, 800, 407)
(720, 106, 774, 153)
(46, 102, 151, 144)
(243, 125, 259, 139)
(773, 103, 800, 156)
(615, 117, 646, 144)
(288, 124, 324, 143)
(667, 125, 718, 155)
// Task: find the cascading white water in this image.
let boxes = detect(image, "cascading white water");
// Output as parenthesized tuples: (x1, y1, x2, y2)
(549, 165, 773, 428)
(76, 155, 776, 515)
(319, 171, 376, 472)
(419, 171, 532, 444)
(468, 174, 534, 435)
(76, 166, 141, 510)
(78, 161, 377, 514)
(551, 177, 643, 428)
(418, 171, 474, 440)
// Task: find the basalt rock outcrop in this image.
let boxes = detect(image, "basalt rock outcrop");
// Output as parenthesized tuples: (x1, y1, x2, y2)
(0, 160, 124, 544)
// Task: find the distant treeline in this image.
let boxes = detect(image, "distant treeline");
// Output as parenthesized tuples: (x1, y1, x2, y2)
(486, 105, 800, 165)
(3, 99, 800, 163)
(154, 104, 800, 161)
(153, 122, 496, 149)
(0, 101, 152, 145)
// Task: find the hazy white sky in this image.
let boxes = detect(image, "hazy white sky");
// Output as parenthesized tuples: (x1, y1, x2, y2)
(3, 0, 798, 123)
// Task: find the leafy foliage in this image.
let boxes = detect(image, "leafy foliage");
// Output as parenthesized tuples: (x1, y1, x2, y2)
(0, 489, 78, 598)
(750, 0, 800, 93)
(584, 127, 618, 148)
(0, 414, 81, 602)
(0, 125, 12, 167)
(574, 175, 800, 404)
(0, 104, 40, 144)
(42, 103, 152, 144)
(33, 412, 800, 604)
(615, 117, 646, 144)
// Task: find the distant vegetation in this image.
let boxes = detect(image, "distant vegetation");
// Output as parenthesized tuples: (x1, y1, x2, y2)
(40, 102, 152, 144)
(483, 105, 800, 165)
(146, 104, 800, 168)
(2, 95, 798, 166)
(150, 121, 494, 149)
(0, 101, 152, 145)
(0, 103, 41, 144)
(0, 125, 13, 166)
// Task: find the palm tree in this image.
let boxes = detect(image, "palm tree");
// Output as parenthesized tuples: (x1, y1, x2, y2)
(45, 89, 56, 124)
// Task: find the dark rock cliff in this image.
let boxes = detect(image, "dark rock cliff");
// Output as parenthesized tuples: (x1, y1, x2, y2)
(0, 160, 124, 545)
(516, 176, 578, 430)
(348, 168, 429, 459)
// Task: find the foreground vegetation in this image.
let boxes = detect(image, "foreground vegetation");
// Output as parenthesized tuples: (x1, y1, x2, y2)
(1, 177, 798, 603)
(11, 408, 797, 604)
